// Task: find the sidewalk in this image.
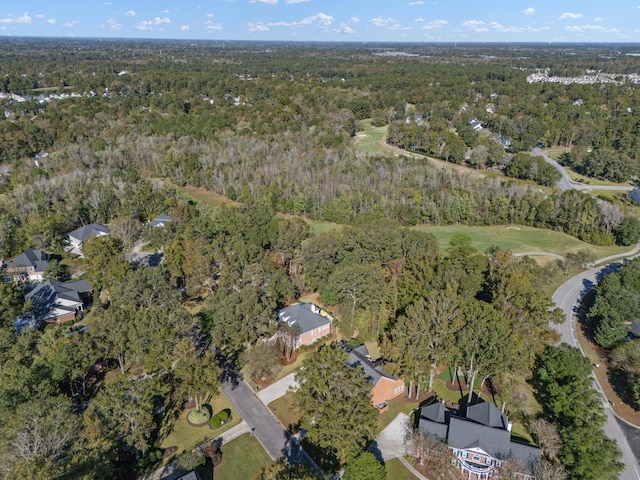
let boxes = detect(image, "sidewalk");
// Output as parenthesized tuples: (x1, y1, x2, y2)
(256, 372, 298, 405)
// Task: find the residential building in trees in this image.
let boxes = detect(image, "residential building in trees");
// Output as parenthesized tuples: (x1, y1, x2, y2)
(418, 398, 540, 479)
(276, 302, 334, 348)
(344, 343, 405, 413)
(2, 248, 49, 282)
(25, 279, 92, 324)
(67, 223, 110, 253)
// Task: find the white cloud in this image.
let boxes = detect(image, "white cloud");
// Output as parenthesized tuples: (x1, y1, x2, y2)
(125, 10, 136, 17)
(348, 17, 360, 24)
(204, 21, 222, 31)
(421, 19, 448, 30)
(523, 8, 535, 16)
(103, 18, 121, 30)
(408, 1, 424, 4)
(559, 12, 583, 20)
(414, 17, 424, 22)
(62, 20, 79, 28)
(594, 17, 604, 22)
(247, 21, 269, 32)
(566, 24, 606, 33)
(335, 23, 355, 34)
(285, 0, 310, 3)
(206, 13, 215, 18)
(105, 2, 112, 5)
(370, 17, 396, 27)
(35, 14, 45, 19)
(251, 0, 278, 3)
(0, 12, 32, 24)
(268, 12, 333, 28)
(389, 24, 412, 31)
(180, 25, 190, 31)
(135, 17, 171, 31)
(463, 20, 487, 32)
(491, 22, 521, 33)
(46, 18, 56, 25)
(161, 10, 170, 14)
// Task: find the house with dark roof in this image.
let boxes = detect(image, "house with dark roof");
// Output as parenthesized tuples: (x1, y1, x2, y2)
(344, 343, 405, 413)
(148, 213, 172, 228)
(418, 398, 540, 479)
(2, 248, 49, 282)
(470, 119, 483, 131)
(25, 279, 92, 324)
(276, 303, 334, 348)
(67, 224, 110, 252)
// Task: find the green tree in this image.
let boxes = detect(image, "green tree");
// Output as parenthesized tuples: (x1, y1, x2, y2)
(172, 338, 221, 411)
(294, 343, 376, 464)
(343, 451, 386, 480)
(615, 217, 640, 246)
(81, 235, 130, 294)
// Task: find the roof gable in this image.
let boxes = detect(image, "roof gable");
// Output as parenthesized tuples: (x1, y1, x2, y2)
(277, 303, 332, 335)
(466, 401, 508, 429)
(7, 248, 48, 270)
(68, 223, 110, 242)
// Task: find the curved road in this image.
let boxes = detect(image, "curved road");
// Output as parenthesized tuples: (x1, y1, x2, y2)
(552, 262, 640, 479)
(532, 147, 634, 193)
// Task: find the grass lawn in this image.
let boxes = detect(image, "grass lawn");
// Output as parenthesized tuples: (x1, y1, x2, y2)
(268, 391, 301, 432)
(413, 224, 628, 259)
(385, 458, 419, 479)
(160, 394, 241, 458)
(376, 396, 420, 435)
(353, 119, 389, 155)
(209, 433, 271, 480)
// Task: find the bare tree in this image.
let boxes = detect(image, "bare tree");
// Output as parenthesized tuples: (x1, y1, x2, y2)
(532, 460, 568, 480)
(406, 429, 449, 469)
(529, 418, 562, 460)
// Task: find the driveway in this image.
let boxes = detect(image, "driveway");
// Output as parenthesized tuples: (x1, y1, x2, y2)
(371, 413, 410, 461)
(257, 372, 298, 405)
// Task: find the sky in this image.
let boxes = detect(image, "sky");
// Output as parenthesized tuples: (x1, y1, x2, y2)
(2, 1, 640, 43)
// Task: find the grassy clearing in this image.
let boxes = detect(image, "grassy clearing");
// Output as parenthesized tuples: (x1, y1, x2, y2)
(353, 119, 389, 155)
(180, 184, 242, 210)
(413, 224, 628, 259)
(269, 392, 301, 432)
(209, 433, 272, 480)
(385, 458, 419, 479)
(160, 394, 241, 457)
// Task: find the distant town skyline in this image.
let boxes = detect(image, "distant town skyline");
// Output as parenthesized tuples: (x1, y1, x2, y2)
(2, 1, 640, 43)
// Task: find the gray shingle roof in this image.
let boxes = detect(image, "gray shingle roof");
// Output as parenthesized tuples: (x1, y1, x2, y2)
(68, 223, 110, 242)
(25, 279, 91, 321)
(7, 248, 49, 272)
(277, 303, 332, 335)
(149, 213, 172, 228)
(345, 344, 399, 387)
(417, 400, 541, 466)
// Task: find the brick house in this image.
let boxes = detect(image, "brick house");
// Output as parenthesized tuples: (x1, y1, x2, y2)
(2, 248, 49, 282)
(417, 398, 540, 479)
(276, 303, 334, 348)
(344, 343, 405, 413)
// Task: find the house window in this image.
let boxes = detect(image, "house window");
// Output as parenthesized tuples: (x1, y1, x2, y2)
(472, 455, 480, 461)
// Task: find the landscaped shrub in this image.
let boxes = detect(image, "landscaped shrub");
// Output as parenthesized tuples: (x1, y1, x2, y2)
(187, 406, 211, 425)
(210, 409, 231, 428)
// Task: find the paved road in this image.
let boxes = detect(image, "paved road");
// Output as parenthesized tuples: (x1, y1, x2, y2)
(533, 147, 634, 193)
(552, 264, 640, 480)
(220, 366, 318, 472)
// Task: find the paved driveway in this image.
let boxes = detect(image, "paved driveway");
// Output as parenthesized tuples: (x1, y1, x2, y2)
(371, 413, 410, 461)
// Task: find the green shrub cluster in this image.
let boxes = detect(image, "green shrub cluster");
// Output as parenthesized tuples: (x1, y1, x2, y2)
(210, 409, 231, 428)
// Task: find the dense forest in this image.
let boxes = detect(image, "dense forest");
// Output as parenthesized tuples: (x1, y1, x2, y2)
(0, 39, 638, 479)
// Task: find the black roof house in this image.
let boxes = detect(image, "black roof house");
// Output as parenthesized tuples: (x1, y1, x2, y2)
(418, 399, 540, 472)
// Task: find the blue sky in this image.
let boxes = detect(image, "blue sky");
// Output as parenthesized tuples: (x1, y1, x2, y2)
(2, 1, 640, 42)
